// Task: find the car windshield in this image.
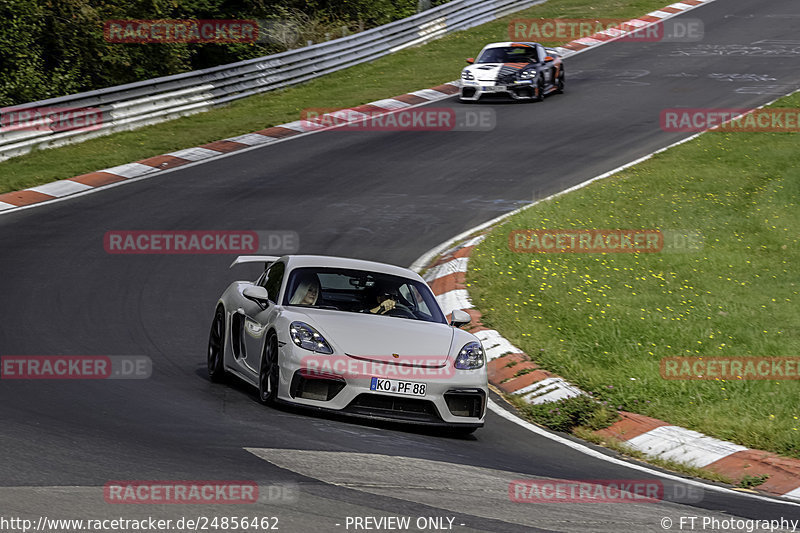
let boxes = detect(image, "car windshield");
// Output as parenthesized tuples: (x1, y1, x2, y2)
(284, 267, 447, 324)
(476, 46, 538, 64)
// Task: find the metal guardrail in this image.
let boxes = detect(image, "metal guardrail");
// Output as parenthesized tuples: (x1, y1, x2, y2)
(0, 0, 544, 162)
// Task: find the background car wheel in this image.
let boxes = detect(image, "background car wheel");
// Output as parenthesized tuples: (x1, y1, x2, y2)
(258, 333, 279, 404)
(207, 306, 226, 382)
(556, 70, 565, 93)
(534, 77, 545, 102)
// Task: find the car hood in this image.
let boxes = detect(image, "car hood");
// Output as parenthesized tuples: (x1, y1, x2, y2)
(465, 63, 502, 79)
(296, 310, 454, 366)
(464, 62, 532, 80)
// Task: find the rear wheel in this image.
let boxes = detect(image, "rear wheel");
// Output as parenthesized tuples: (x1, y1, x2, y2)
(207, 307, 226, 382)
(258, 333, 279, 404)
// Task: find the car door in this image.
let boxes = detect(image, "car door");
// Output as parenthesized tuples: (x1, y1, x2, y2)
(236, 261, 284, 375)
(536, 44, 553, 87)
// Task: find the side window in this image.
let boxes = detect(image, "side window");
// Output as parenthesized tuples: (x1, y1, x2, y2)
(263, 262, 285, 303)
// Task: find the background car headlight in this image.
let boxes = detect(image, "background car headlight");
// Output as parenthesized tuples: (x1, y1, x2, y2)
(289, 321, 333, 354)
(461, 70, 475, 80)
(455, 341, 485, 370)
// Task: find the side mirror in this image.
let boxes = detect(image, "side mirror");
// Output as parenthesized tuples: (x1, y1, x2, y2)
(544, 56, 554, 62)
(449, 309, 472, 328)
(466, 57, 474, 64)
(243, 285, 270, 306)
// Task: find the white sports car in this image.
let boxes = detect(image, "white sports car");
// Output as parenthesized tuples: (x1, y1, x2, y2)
(207, 255, 488, 432)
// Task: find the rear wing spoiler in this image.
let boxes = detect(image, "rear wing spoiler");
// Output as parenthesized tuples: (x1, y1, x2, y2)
(229, 255, 281, 269)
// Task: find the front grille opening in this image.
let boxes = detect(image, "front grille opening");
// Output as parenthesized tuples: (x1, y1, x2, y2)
(461, 87, 477, 98)
(512, 86, 534, 99)
(346, 394, 441, 422)
(290, 372, 345, 401)
(444, 390, 486, 418)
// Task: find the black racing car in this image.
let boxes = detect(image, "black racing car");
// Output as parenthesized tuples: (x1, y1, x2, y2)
(459, 41, 564, 102)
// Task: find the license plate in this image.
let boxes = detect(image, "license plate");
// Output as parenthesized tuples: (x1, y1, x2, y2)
(481, 85, 505, 92)
(370, 377, 427, 397)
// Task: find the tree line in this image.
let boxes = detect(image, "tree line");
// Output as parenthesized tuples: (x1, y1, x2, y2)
(0, 0, 447, 106)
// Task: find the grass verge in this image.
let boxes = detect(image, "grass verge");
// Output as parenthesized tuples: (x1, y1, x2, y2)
(2, 0, 675, 194)
(469, 93, 800, 458)
(507, 391, 620, 432)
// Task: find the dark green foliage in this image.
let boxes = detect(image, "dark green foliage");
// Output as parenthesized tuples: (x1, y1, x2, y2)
(0, 0, 448, 105)
(522, 395, 619, 433)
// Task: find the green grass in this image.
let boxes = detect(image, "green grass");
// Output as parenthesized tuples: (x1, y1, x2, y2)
(0, 0, 673, 194)
(469, 93, 800, 458)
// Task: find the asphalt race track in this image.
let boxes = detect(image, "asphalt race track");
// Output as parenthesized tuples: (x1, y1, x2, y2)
(1, 0, 800, 531)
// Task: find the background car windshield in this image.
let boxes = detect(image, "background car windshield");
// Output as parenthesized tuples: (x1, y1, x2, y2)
(284, 267, 447, 324)
(477, 46, 537, 63)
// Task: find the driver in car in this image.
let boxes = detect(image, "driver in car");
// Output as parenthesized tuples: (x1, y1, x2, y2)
(370, 292, 397, 314)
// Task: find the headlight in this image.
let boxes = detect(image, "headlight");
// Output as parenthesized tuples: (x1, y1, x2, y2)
(519, 70, 537, 79)
(289, 321, 333, 354)
(455, 341, 485, 370)
(461, 70, 475, 80)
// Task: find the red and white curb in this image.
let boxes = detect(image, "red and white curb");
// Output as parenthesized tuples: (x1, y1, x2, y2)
(553, 0, 717, 58)
(414, 212, 800, 504)
(0, 0, 719, 214)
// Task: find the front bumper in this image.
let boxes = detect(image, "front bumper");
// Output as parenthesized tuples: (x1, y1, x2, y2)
(275, 345, 488, 427)
(460, 80, 538, 101)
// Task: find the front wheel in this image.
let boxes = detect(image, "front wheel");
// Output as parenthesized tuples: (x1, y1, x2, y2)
(556, 70, 565, 94)
(258, 333, 279, 404)
(207, 306, 226, 382)
(533, 77, 545, 102)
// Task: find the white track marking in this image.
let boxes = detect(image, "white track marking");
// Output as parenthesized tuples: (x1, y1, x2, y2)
(167, 147, 221, 161)
(626, 426, 748, 468)
(28, 180, 92, 197)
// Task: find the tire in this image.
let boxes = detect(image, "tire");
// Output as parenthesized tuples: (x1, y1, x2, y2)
(556, 69, 565, 94)
(207, 306, 227, 382)
(534, 76, 545, 102)
(258, 333, 279, 405)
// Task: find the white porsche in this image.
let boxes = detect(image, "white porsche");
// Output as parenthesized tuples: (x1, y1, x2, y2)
(207, 255, 488, 432)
